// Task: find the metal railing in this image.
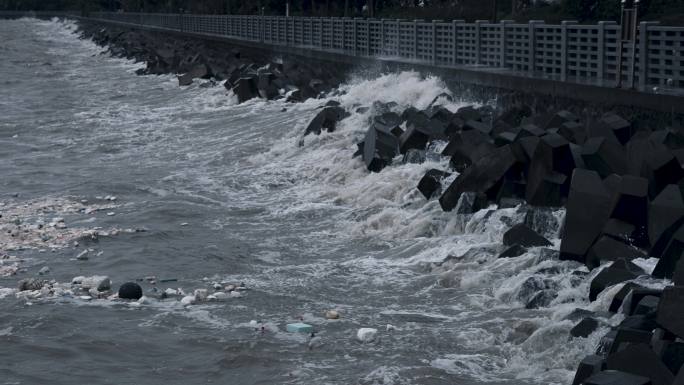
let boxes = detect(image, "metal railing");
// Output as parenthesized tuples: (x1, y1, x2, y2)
(3, 11, 684, 93)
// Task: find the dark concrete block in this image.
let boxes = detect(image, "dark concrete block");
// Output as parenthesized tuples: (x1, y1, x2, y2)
(454, 191, 487, 214)
(503, 223, 553, 248)
(560, 169, 613, 263)
(621, 313, 659, 332)
(494, 131, 517, 147)
(516, 136, 541, 161)
(656, 286, 684, 339)
(582, 370, 651, 385)
(572, 355, 605, 385)
(426, 105, 454, 123)
(603, 174, 623, 197)
(256, 72, 278, 99)
(304, 106, 348, 136)
(373, 111, 402, 131)
(600, 113, 633, 145)
(442, 129, 495, 172)
(602, 219, 636, 243)
(607, 327, 655, 354)
(610, 175, 648, 227)
(621, 287, 662, 316)
(531, 172, 567, 207)
(417, 169, 451, 200)
(542, 133, 576, 176)
(653, 226, 684, 279)
(232, 76, 258, 103)
(675, 367, 684, 385)
(363, 124, 400, 173)
(589, 259, 645, 301)
(517, 123, 546, 138)
(464, 119, 491, 136)
(649, 185, 684, 248)
(496, 104, 532, 127)
(634, 296, 660, 316)
(587, 116, 624, 146)
(545, 110, 579, 129)
(571, 317, 600, 338)
(455, 105, 482, 122)
(586, 236, 648, 269)
(642, 147, 684, 199)
(439, 145, 521, 211)
(581, 137, 629, 178)
(609, 282, 644, 313)
(650, 129, 684, 151)
(525, 133, 574, 206)
(391, 126, 404, 138)
(661, 342, 684, 376)
(559, 121, 587, 145)
(674, 258, 684, 286)
(606, 343, 674, 385)
(398, 115, 430, 153)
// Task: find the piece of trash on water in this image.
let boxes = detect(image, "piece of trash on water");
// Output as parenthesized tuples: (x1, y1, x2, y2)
(286, 323, 313, 333)
(357, 328, 378, 343)
(325, 310, 340, 319)
(75, 250, 89, 260)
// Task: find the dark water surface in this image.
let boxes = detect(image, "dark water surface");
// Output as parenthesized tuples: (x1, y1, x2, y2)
(0, 18, 605, 385)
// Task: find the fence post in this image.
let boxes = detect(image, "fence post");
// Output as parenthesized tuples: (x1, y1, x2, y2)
(528, 20, 544, 76)
(475, 20, 487, 65)
(638, 21, 658, 91)
(561, 20, 577, 81)
(500, 20, 513, 68)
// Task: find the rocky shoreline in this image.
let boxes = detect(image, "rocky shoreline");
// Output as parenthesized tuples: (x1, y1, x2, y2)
(77, 21, 350, 104)
(331, 99, 684, 384)
(62, 19, 684, 385)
